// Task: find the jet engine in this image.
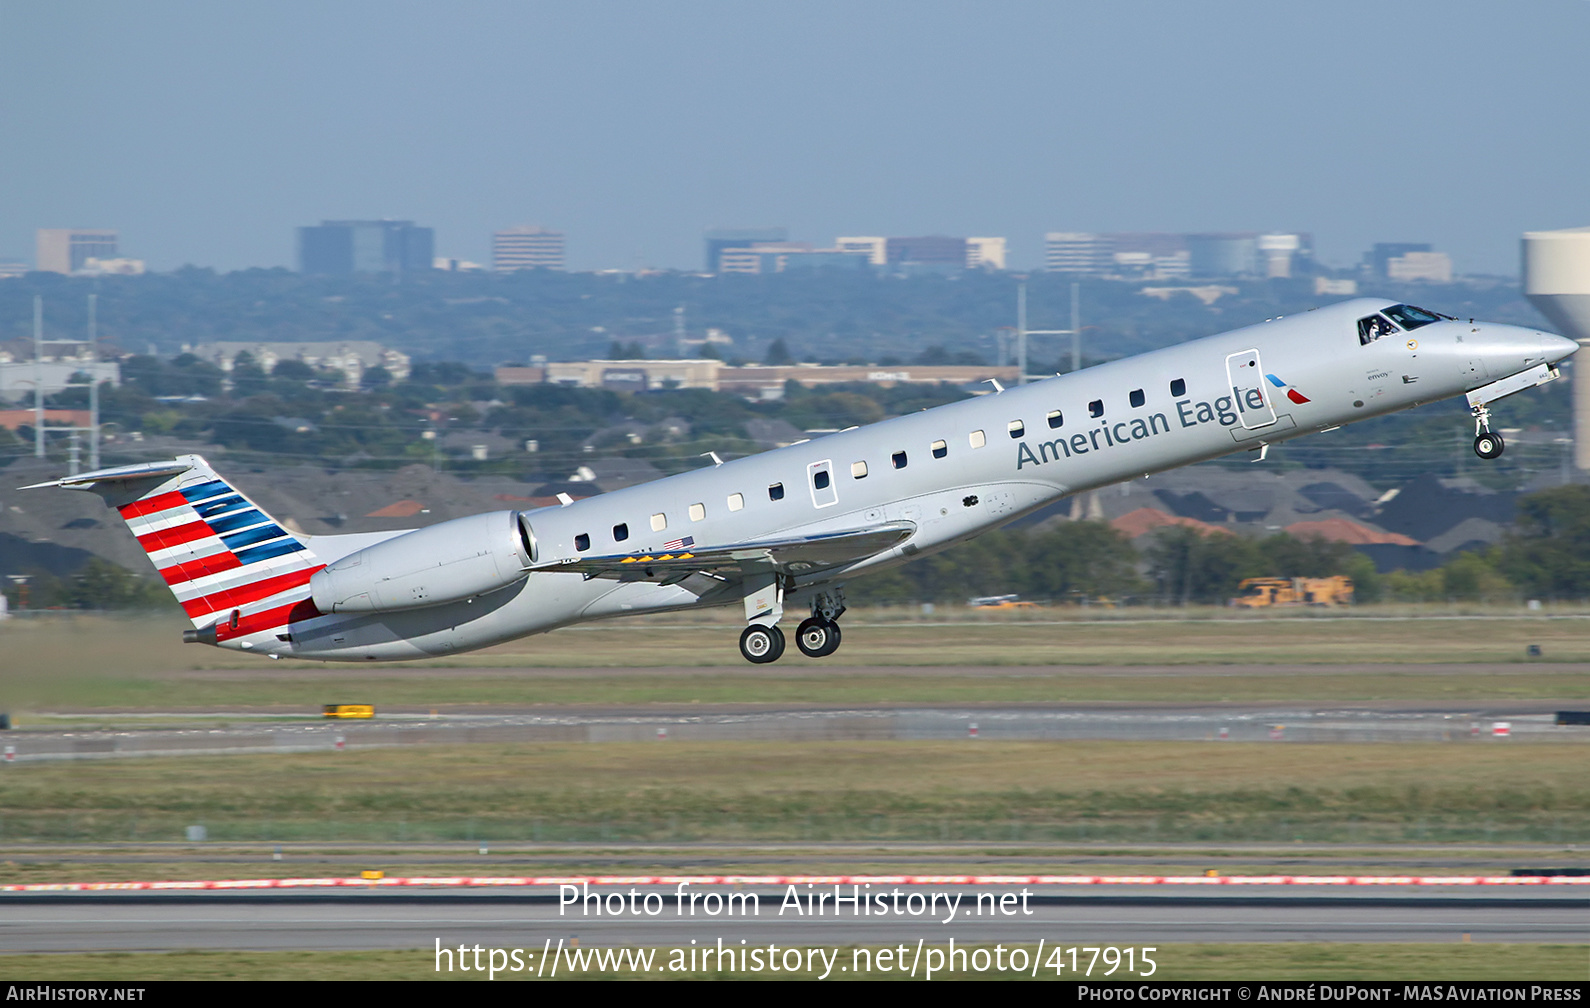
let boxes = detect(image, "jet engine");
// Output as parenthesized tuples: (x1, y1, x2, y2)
(309, 511, 534, 614)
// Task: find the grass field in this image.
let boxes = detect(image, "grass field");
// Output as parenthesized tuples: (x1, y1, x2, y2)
(3, 610, 1590, 711)
(0, 944, 1583, 981)
(2, 740, 1588, 849)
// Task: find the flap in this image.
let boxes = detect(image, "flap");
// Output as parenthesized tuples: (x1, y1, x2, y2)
(532, 521, 917, 581)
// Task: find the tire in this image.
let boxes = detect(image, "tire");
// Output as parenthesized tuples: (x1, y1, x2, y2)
(796, 617, 841, 658)
(739, 624, 785, 664)
(1474, 432, 1505, 460)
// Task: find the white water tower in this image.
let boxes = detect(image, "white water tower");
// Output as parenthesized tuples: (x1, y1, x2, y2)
(1522, 227, 1590, 470)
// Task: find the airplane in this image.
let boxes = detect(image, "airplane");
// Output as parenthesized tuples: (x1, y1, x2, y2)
(22, 298, 1576, 665)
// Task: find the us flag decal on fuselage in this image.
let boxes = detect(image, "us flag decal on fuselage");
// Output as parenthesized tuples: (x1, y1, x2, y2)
(114, 473, 323, 641)
(662, 536, 694, 550)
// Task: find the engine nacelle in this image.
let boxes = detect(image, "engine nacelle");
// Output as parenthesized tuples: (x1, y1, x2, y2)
(310, 511, 534, 614)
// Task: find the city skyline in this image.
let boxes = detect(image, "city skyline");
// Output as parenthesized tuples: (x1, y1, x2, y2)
(6, 2, 1590, 275)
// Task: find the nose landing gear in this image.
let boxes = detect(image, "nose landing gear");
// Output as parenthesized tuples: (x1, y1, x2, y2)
(1471, 403, 1504, 460)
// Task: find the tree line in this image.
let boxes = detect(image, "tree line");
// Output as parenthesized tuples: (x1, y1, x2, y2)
(17, 483, 1590, 612)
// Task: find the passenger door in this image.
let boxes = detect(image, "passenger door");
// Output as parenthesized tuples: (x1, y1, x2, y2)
(808, 459, 838, 509)
(1225, 349, 1278, 430)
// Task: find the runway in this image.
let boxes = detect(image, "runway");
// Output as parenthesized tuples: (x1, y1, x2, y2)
(11, 703, 1588, 761)
(2, 887, 1585, 952)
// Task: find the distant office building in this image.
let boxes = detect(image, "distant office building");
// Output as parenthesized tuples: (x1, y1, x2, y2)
(297, 220, 434, 274)
(189, 340, 411, 387)
(79, 257, 145, 276)
(1363, 243, 1432, 279)
(1045, 232, 1112, 273)
(1385, 251, 1452, 284)
(36, 229, 118, 275)
(0, 261, 29, 279)
(1187, 233, 1260, 278)
(966, 237, 1007, 270)
(1049, 230, 1307, 279)
(1048, 232, 1192, 278)
(493, 227, 565, 271)
(836, 236, 887, 265)
(718, 243, 869, 274)
(886, 236, 967, 269)
(705, 227, 788, 272)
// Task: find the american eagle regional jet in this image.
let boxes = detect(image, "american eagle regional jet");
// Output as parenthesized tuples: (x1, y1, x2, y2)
(24, 299, 1576, 664)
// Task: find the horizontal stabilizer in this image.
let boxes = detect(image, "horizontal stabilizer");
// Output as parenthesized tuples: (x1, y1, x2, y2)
(19, 459, 194, 491)
(532, 521, 917, 582)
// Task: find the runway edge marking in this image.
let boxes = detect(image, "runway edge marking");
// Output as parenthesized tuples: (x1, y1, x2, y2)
(4, 873, 1590, 892)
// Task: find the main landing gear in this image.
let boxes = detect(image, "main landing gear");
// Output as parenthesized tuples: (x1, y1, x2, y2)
(736, 582, 846, 664)
(795, 590, 846, 659)
(739, 624, 785, 664)
(1471, 403, 1505, 460)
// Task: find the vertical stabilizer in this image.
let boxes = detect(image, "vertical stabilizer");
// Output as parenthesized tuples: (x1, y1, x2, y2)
(21, 455, 323, 639)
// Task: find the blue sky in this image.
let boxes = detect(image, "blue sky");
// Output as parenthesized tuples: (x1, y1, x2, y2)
(4, 1, 1589, 274)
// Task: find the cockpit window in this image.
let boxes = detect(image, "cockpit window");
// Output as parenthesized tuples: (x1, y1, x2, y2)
(1382, 304, 1446, 331)
(1357, 314, 1399, 345)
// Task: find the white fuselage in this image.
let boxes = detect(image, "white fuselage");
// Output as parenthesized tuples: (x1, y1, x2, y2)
(265, 298, 1573, 661)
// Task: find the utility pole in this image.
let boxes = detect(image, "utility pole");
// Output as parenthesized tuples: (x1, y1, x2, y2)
(33, 296, 44, 457)
(30, 295, 101, 471)
(1014, 280, 1081, 385)
(88, 293, 100, 470)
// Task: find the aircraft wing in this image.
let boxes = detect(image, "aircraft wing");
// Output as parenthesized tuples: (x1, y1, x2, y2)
(530, 521, 917, 582)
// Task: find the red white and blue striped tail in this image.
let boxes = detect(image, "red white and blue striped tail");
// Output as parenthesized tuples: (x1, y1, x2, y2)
(21, 455, 322, 643)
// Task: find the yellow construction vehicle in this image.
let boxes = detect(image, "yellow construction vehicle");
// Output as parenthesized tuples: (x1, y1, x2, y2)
(1232, 576, 1353, 608)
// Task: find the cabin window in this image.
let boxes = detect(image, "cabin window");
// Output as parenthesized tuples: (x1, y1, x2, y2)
(612, 523, 629, 542)
(814, 469, 831, 490)
(969, 430, 986, 449)
(650, 513, 666, 532)
(1046, 410, 1063, 429)
(851, 461, 868, 478)
(689, 502, 706, 522)
(1170, 378, 1186, 397)
(1089, 399, 1104, 418)
(575, 533, 591, 552)
(1008, 420, 1025, 439)
(931, 439, 948, 459)
(727, 493, 744, 512)
(768, 483, 785, 501)
(892, 451, 907, 469)
(1130, 389, 1145, 408)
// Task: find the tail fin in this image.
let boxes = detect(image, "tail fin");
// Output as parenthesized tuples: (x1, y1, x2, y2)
(22, 454, 323, 639)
